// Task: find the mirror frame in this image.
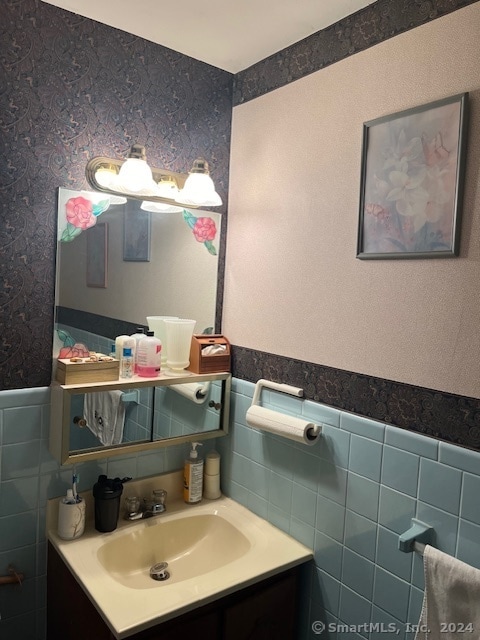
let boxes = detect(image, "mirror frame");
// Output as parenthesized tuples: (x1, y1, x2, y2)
(50, 373, 231, 465)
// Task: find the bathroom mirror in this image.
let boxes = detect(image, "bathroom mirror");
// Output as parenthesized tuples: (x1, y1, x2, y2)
(52, 187, 226, 462)
(55, 187, 221, 338)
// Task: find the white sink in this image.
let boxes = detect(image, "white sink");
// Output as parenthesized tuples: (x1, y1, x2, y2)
(97, 512, 251, 588)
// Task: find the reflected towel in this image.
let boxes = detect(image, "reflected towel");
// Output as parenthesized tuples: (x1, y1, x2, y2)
(83, 391, 125, 446)
(415, 545, 480, 640)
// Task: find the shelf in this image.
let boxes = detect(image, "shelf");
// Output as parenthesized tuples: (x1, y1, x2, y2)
(53, 370, 231, 393)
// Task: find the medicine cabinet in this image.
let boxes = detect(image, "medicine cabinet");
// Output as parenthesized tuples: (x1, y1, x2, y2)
(51, 186, 228, 465)
(50, 372, 231, 465)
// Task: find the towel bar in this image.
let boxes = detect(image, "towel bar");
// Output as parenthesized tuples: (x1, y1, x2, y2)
(413, 541, 426, 556)
(121, 389, 139, 403)
(398, 518, 434, 553)
(0, 565, 24, 587)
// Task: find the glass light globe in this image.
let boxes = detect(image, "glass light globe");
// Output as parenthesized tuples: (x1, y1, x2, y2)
(118, 158, 154, 193)
(95, 166, 117, 189)
(176, 173, 222, 206)
(140, 201, 183, 213)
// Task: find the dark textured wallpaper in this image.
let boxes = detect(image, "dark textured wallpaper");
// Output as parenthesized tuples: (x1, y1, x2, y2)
(234, 0, 480, 105)
(231, 346, 480, 451)
(0, 0, 232, 389)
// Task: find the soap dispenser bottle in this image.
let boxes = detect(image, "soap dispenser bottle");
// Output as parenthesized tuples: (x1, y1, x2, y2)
(130, 328, 146, 373)
(183, 442, 203, 504)
(136, 331, 162, 377)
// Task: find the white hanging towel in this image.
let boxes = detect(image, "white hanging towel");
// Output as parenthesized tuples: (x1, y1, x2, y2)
(415, 545, 480, 640)
(83, 391, 125, 446)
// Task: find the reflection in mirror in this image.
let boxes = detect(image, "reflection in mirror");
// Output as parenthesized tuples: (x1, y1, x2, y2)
(58, 376, 230, 463)
(55, 187, 221, 343)
(67, 381, 222, 455)
(153, 381, 223, 440)
(69, 388, 153, 453)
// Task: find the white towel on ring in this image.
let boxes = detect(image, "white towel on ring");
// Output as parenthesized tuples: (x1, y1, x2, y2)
(83, 391, 125, 446)
(415, 545, 480, 640)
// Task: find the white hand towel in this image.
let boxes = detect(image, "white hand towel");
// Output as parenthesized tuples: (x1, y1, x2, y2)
(415, 545, 480, 640)
(83, 391, 125, 446)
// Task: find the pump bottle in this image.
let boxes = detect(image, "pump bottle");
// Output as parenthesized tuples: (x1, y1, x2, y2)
(136, 331, 162, 377)
(130, 328, 146, 373)
(183, 442, 203, 504)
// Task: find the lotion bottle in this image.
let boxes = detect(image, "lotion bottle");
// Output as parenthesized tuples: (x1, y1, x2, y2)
(120, 347, 134, 378)
(136, 331, 161, 377)
(115, 334, 130, 360)
(183, 442, 203, 504)
(130, 328, 146, 373)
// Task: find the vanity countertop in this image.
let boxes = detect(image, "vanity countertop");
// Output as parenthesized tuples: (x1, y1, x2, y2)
(47, 477, 312, 639)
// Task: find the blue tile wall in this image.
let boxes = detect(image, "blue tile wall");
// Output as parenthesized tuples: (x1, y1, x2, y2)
(2, 378, 480, 640)
(217, 379, 480, 640)
(0, 386, 195, 640)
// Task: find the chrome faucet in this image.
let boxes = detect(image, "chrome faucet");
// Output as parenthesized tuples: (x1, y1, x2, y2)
(124, 489, 167, 520)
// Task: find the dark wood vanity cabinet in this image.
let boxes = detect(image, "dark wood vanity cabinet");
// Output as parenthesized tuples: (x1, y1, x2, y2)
(47, 543, 302, 640)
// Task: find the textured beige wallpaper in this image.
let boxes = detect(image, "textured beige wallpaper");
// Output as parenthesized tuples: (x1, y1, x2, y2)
(224, 4, 480, 398)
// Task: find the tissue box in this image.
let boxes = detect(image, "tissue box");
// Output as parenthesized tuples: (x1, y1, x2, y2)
(56, 358, 120, 385)
(188, 335, 231, 374)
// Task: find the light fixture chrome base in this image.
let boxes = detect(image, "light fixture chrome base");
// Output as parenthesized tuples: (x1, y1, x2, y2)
(85, 156, 196, 208)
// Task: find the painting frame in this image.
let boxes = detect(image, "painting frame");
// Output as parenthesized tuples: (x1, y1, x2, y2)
(123, 209, 151, 262)
(86, 222, 108, 288)
(356, 92, 468, 260)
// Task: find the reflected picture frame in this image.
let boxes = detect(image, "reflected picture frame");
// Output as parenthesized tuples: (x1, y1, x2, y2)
(86, 222, 108, 288)
(357, 92, 468, 259)
(123, 208, 151, 262)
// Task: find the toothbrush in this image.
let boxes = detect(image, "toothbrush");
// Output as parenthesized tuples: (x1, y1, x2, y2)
(72, 472, 79, 502)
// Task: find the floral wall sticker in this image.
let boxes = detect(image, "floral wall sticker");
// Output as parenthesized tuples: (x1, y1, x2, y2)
(60, 196, 111, 242)
(183, 210, 218, 255)
(357, 93, 468, 259)
(56, 329, 90, 359)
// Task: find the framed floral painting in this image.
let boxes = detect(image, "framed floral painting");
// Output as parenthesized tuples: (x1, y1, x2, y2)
(357, 93, 468, 259)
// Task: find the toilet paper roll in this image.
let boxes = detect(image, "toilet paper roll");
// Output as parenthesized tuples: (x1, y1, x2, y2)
(205, 450, 220, 475)
(203, 473, 221, 500)
(246, 405, 321, 446)
(171, 382, 210, 404)
(57, 498, 86, 540)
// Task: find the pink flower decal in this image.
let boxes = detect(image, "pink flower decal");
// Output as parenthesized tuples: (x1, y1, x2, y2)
(66, 197, 96, 230)
(182, 210, 217, 255)
(58, 343, 90, 359)
(192, 217, 217, 243)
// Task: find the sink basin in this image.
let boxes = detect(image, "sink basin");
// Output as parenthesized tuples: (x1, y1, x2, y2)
(97, 513, 251, 588)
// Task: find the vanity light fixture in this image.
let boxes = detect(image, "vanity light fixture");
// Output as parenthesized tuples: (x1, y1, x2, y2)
(85, 144, 222, 209)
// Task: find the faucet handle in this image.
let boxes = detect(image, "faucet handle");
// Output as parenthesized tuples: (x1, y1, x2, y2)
(153, 489, 167, 504)
(144, 489, 167, 513)
(124, 496, 141, 517)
